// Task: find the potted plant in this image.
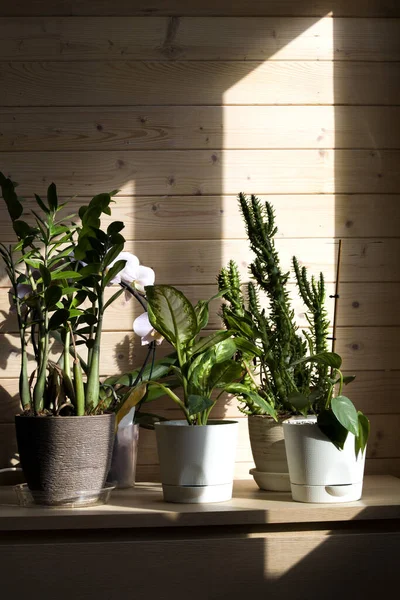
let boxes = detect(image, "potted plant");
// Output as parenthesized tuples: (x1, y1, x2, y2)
(0, 172, 156, 505)
(133, 284, 246, 503)
(218, 194, 369, 499)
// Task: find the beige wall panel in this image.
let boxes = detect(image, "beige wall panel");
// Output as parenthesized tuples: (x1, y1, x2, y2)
(1, 195, 399, 240)
(0, 326, 398, 378)
(1, 17, 399, 61)
(1, 150, 399, 196)
(1, 238, 399, 285)
(2, 282, 399, 332)
(1, 106, 400, 151)
(1, 1, 399, 17)
(1, 61, 399, 106)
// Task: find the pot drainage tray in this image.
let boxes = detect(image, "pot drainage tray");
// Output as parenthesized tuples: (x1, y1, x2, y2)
(14, 483, 115, 508)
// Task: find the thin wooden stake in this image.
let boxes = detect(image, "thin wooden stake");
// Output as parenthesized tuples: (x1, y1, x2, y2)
(331, 238, 342, 354)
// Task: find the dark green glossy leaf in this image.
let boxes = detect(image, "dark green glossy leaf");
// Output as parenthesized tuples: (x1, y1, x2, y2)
(107, 221, 125, 235)
(39, 264, 52, 287)
(355, 411, 370, 456)
(47, 183, 58, 211)
(0, 175, 23, 220)
(103, 243, 124, 269)
(343, 375, 356, 386)
(187, 394, 214, 416)
(51, 271, 82, 281)
(317, 410, 348, 450)
(103, 259, 126, 287)
(44, 285, 63, 308)
(234, 337, 263, 358)
(331, 395, 359, 436)
(13, 220, 33, 240)
(48, 308, 70, 330)
(34, 194, 50, 214)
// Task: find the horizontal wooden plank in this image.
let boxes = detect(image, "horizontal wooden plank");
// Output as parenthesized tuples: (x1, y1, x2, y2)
(1, 366, 399, 423)
(1, 194, 399, 240)
(1, 238, 399, 285)
(1, 17, 399, 61)
(0, 325, 398, 378)
(2, 106, 400, 151)
(1, 1, 399, 18)
(1, 61, 399, 106)
(1, 282, 398, 335)
(1, 150, 400, 196)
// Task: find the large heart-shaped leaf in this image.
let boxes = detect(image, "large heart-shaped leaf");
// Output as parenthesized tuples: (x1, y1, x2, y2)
(145, 285, 198, 347)
(331, 395, 359, 436)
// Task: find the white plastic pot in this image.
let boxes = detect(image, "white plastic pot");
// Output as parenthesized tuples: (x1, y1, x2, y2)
(248, 416, 290, 491)
(154, 420, 238, 503)
(283, 415, 366, 503)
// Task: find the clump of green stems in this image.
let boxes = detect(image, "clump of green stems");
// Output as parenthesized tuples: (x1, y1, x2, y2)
(0, 173, 139, 417)
(218, 193, 370, 452)
(218, 193, 330, 417)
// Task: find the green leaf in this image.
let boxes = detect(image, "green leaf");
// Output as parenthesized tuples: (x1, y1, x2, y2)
(331, 395, 359, 436)
(103, 354, 176, 387)
(207, 359, 243, 390)
(13, 220, 33, 240)
(190, 330, 233, 358)
(242, 391, 278, 420)
(224, 313, 258, 339)
(0, 176, 23, 220)
(343, 375, 356, 386)
(317, 410, 348, 450)
(44, 285, 63, 308)
(193, 290, 226, 332)
(47, 183, 58, 211)
(39, 264, 52, 287)
(234, 337, 263, 358)
(224, 383, 252, 395)
(103, 243, 124, 269)
(103, 287, 125, 310)
(187, 394, 214, 416)
(48, 308, 70, 330)
(287, 391, 310, 411)
(34, 194, 50, 214)
(78, 263, 101, 278)
(290, 351, 342, 370)
(107, 221, 125, 235)
(145, 285, 198, 347)
(355, 411, 370, 456)
(51, 270, 82, 281)
(103, 259, 126, 287)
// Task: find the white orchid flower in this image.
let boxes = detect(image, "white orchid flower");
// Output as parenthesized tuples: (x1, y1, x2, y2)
(133, 312, 163, 346)
(107, 251, 155, 293)
(108, 252, 140, 285)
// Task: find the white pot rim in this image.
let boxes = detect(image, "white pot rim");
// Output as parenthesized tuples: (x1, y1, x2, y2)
(155, 419, 238, 428)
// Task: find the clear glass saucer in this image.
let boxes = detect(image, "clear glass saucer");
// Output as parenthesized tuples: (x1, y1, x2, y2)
(14, 483, 116, 508)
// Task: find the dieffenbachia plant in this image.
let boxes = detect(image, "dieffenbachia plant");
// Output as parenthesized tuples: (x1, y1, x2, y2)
(139, 284, 269, 425)
(0, 172, 154, 417)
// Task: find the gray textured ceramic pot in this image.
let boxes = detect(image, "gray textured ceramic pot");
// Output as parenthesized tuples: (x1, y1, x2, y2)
(15, 413, 115, 506)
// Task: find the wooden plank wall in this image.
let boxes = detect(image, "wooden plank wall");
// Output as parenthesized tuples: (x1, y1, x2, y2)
(0, 1, 399, 479)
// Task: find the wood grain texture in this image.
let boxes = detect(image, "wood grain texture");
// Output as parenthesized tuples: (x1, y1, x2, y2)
(1, 238, 399, 285)
(1, 17, 399, 61)
(1, 150, 399, 196)
(1, 61, 400, 106)
(0, 326, 398, 378)
(1, 106, 400, 151)
(1, 1, 399, 17)
(0, 194, 399, 240)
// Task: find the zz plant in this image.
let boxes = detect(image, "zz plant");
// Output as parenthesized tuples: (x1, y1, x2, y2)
(0, 172, 152, 417)
(218, 193, 369, 453)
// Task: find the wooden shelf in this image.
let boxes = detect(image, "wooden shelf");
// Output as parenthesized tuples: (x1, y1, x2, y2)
(1, 475, 399, 532)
